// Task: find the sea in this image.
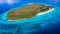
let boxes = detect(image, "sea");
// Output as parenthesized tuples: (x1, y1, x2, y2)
(0, 0, 60, 34)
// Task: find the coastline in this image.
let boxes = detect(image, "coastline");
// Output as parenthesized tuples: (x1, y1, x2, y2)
(36, 8, 54, 16)
(7, 8, 54, 21)
(2, 3, 54, 21)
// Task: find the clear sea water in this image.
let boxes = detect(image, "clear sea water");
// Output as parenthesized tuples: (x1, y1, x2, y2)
(0, 0, 60, 34)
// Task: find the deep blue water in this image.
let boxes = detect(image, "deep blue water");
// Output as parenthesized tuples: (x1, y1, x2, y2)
(0, 0, 60, 34)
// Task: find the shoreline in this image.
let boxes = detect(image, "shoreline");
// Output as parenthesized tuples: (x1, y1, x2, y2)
(7, 8, 54, 21)
(36, 8, 54, 16)
(2, 3, 54, 21)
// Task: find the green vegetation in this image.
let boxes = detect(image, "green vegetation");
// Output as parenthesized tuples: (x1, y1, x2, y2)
(7, 4, 53, 20)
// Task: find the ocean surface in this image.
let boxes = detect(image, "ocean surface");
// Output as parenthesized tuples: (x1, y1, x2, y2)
(0, 0, 60, 34)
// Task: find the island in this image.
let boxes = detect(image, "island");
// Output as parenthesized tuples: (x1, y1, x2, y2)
(7, 3, 54, 20)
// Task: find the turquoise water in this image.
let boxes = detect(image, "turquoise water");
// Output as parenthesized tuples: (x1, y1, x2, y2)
(0, 3, 57, 24)
(0, 3, 59, 25)
(0, 1, 60, 34)
(0, 3, 60, 28)
(0, 5, 60, 34)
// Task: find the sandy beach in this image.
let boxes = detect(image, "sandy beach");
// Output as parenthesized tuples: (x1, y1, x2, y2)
(37, 8, 54, 16)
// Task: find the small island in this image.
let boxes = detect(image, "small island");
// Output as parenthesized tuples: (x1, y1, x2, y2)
(7, 3, 54, 20)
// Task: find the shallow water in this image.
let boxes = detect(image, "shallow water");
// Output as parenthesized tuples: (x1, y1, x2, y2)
(0, 0, 60, 34)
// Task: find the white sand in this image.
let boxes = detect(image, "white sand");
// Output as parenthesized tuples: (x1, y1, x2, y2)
(36, 8, 54, 16)
(2, 3, 54, 21)
(8, 8, 54, 21)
